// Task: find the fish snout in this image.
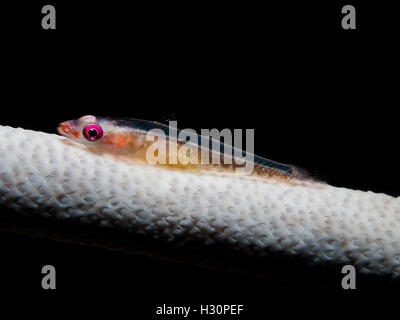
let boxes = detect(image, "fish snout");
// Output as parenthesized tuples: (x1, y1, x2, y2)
(57, 121, 80, 138)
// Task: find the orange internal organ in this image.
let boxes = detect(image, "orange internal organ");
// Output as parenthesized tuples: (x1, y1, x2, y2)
(101, 132, 132, 148)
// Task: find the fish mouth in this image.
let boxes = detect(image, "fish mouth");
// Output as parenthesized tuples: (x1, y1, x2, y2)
(57, 125, 65, 136)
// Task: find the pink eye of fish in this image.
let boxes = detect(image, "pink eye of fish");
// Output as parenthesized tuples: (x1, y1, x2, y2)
(83, 124, 103, 141)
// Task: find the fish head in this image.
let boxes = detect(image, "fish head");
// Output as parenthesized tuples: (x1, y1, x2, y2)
(58, 115, 104, 145)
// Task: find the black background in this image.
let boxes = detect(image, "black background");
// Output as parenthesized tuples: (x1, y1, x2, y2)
(1, 1, 399, 318)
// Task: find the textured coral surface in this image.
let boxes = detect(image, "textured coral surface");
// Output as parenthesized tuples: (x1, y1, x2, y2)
(1, 125, 400, 276)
